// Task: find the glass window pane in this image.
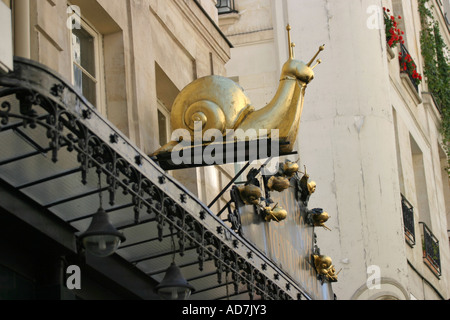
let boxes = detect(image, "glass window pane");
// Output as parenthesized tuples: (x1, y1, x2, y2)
(73, 65, 82, 92)
(82, 73, 97, 107)
(158, 109, 168, 146)
(72, 27, 95, 76)
(72, 34, 81, 65)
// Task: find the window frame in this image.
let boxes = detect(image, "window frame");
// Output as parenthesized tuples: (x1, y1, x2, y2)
(157, 99, 172, 148)
(69, 11, 106, 114)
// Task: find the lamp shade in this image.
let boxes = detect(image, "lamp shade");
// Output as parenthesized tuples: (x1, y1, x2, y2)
(79, 207, 125, 257)
(156, 262, 195, 300)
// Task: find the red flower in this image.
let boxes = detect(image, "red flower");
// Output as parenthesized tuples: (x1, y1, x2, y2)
(384, 8, 407, 48)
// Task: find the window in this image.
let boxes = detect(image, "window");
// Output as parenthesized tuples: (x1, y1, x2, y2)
(0, 0, 12, 74)
(216, 0, 237, 14)
(420, 222, 441, 277)
(155, 63, 179, 148)
(71, 17, 105, 112)
(157, 100, 171, 147)
(410, 135, 431, 227)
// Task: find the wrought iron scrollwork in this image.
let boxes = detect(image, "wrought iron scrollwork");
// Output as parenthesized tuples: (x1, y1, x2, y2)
(0, 101, 11, 125)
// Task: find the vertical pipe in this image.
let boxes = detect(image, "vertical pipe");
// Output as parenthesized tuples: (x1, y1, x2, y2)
(14, 0, 30, 59)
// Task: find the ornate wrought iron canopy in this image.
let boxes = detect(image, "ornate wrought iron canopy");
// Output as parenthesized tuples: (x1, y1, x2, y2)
(0, 57, 315, 300)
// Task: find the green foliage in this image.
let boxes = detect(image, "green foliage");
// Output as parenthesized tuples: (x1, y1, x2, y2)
(418, 0, 450, 173)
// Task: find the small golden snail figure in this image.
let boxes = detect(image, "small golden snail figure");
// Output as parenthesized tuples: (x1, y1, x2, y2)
(152, 25, 324, 157)
(267, 176, 291, 192)
(281, 160, 300, 179)
(266, 159, 301, 192)
(297, 166, 317, 203)
(237, 184, 262, 206)
(310, 208, 332, 231)
(313, 255, 339, 282)
(261, 203, 288, 223)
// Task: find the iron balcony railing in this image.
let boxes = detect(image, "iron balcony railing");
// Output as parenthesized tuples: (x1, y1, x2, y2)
(401, 194, 415, 246)
(216, 0, 237, 14)
(420, 222, 441, 277)
(399, 43, 420, 92)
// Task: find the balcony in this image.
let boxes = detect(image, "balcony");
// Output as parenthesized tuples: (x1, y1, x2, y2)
(399, 43, 420, 93)
(420, 222, 441, 277)
(216, 0, 237, 15)
(401, 194, 415, 247)
(383, 10, 422, 103)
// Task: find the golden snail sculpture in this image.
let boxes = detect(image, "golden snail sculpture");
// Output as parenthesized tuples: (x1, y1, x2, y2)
(313, 255, 339, 282)
(152, 25, 324, 157)
(237, 184, 262, 206)
(281, 160, 300, 179)
(266, 176, 291, 192)
(310, 209, 332, 231)
(261, 203, 288, 223)
(266, 159, 301, 192)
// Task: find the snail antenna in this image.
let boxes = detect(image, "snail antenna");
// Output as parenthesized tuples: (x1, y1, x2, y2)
(307, 44, 325, 67)
(286, 24, 294, 60)
(311, 59, 322, 70)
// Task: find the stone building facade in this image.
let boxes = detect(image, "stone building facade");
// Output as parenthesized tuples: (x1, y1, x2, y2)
(1, 0, 448, 301)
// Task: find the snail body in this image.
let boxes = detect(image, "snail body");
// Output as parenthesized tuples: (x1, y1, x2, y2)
(264, 206, 288, 222)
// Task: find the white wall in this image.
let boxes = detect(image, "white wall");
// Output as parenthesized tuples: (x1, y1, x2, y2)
(284, 0, 410, 299)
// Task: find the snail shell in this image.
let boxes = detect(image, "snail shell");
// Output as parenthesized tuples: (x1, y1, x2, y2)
(237, 184, 262, 205)
(171, 75, 254, 138)
(312, 211, 330, 227)
(313, 255, 333, 275)
(282, 161, 300, 178)
(267, 176, 290, 192)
